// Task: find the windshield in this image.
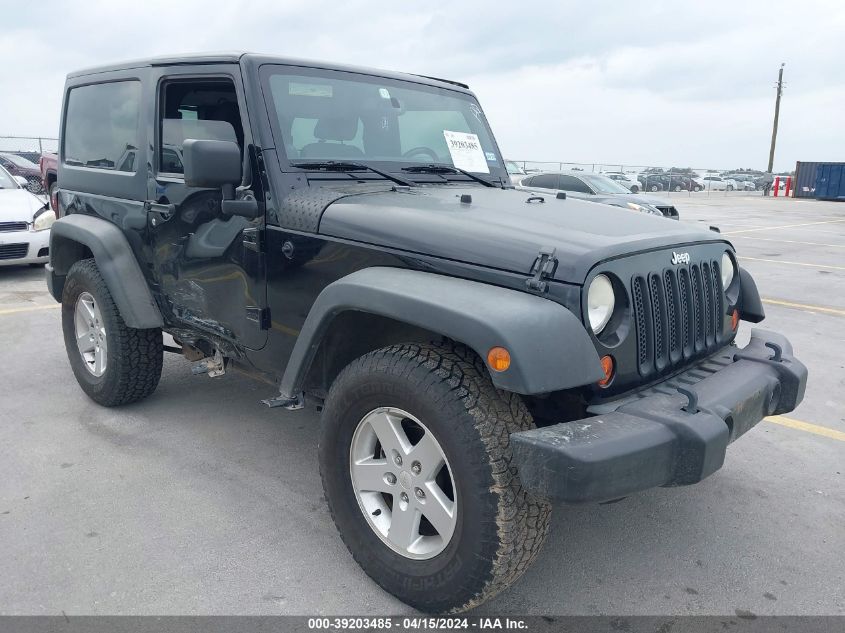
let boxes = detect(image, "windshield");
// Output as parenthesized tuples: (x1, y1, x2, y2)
(263, 67, 507, 180)
(0, 165, 18, 189)
(0, 153, 37, 169)
(580, 174, 633, 194)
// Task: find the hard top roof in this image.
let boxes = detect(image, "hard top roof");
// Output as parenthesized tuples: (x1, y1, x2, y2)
(67, 52, 471, 92)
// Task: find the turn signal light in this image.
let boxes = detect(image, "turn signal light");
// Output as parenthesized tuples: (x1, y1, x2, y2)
(597, 355, 614, 387)
(731, 309, 740, 331)
(487, 347, 511, 372)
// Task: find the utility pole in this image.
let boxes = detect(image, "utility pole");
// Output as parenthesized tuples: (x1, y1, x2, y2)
(767, 63, 785, 173)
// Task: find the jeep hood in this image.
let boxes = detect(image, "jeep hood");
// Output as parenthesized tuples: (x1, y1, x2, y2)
(318, 186, 727, 283)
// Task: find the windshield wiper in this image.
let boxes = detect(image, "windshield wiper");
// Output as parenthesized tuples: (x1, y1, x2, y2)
(401, 163, 498, 188)
(290, 160, 416, 187)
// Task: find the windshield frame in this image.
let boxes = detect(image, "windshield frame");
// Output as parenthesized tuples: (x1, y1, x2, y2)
(258, 64, 509, 184)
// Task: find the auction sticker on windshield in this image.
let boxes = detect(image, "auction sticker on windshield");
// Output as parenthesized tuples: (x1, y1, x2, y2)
(443, 130, 490, 173)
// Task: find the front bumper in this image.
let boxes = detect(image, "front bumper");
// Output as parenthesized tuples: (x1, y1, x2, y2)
(511, 329, 807, 503)
(0, 229, 50, 266)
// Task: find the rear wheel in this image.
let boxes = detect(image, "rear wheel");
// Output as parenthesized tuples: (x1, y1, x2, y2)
(630, 185, 639, 193)
(650, 184, 659, 192)
(61, 259, 163, 406)
(319, 342, 551, 613)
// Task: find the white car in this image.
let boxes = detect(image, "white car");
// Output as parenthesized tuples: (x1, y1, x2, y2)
(697, 175, 737, 191)
(505, 160, 527, 185)
(724, 175, 757, 191)
(0, 165, 55, 266)
(602, 171, 643, 193)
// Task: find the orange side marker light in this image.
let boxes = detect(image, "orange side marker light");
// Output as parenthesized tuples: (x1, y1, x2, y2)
(598, 355, 614, 387)
(487, 347, 511, 372)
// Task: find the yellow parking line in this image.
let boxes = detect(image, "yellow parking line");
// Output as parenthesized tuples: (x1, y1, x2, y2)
(738, 256, 845, 271)
(765, 416, 845, 442)
(762, 298, 845, 317)
(724, 218, 845, 235)
(0, 303, 61, 316)
(731, 235, 845, 249)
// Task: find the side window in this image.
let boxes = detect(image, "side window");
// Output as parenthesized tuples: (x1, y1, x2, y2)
(63, 81, 141, 171)
(159, 79, 243, 175)
(530, 174, 559, 189)
(558, 175, 593, 194)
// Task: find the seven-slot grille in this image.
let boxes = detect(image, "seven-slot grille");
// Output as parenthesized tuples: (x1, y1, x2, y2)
(632, 259, 724, 377)
(0, 243, 29, 260)
(0, 222, 28, 233)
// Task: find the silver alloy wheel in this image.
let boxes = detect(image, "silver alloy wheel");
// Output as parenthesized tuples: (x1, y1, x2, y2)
(349, 407, 457, 560)
(74, 291, 107, 377)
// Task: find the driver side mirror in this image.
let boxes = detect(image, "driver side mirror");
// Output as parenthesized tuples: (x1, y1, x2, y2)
(183, 139, 242, 189)
(182, 139, 260, 219)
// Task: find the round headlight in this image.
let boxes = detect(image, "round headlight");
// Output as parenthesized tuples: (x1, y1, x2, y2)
(588, 274, 615, 334)
(721, 252, 735, 289)
(33, 209, 56, 232)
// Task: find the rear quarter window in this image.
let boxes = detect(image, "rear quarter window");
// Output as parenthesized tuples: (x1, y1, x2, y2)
(63, 81, 141, 171)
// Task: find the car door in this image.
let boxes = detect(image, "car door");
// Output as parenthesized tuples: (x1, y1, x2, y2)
(145, 64, 268, 350)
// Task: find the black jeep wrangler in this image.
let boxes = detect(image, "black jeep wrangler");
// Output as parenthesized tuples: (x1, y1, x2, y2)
(47, 53, 807, 613)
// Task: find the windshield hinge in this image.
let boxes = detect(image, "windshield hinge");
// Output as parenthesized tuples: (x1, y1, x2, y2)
(526, 247, 557, 293)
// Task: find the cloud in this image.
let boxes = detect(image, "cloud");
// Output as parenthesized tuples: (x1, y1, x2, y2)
(1, 0, 843, 170)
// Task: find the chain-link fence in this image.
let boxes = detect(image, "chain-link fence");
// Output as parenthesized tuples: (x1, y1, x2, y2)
(0, 136, 58, 194)
(508, 160, 796, 197)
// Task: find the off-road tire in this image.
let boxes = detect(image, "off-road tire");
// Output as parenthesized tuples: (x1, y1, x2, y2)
(61, 258, 163, 406)
(319, 342, 551, 613)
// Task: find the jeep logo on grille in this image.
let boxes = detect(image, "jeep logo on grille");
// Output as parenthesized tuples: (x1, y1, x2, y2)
(671, 251, 691, 265)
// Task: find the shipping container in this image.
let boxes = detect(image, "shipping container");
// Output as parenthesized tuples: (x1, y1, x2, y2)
(793, 161, 822, 198)
(815, 162, 845, 201)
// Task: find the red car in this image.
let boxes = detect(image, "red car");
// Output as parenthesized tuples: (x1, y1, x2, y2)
(39, 152, 58, 210)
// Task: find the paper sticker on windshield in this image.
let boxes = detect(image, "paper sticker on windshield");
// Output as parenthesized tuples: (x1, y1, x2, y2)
(289, 82, 332, 97)
(443, 130, 490, 174)
(485, 151, 497, 162)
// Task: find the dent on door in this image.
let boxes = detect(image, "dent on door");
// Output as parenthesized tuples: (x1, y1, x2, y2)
(149, 180, 264, 345)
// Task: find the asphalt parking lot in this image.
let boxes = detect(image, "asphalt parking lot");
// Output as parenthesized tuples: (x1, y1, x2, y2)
(1, 196, 843, 616)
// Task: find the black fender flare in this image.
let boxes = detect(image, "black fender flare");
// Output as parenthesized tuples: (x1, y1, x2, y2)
(737, 267, 765, 323)
(48, 214, 164, 329)
(278, 267, 605, 398)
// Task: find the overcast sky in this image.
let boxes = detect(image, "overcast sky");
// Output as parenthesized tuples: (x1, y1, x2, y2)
(2, 0, 843, 171)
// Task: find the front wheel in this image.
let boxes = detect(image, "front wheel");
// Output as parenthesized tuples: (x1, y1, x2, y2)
(727, 185, 734, 191)
(319, 342, 551, 613)
(61, 258, 163, 406)
(650, 184, 659, 192)
(630, 185, 639, 193)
